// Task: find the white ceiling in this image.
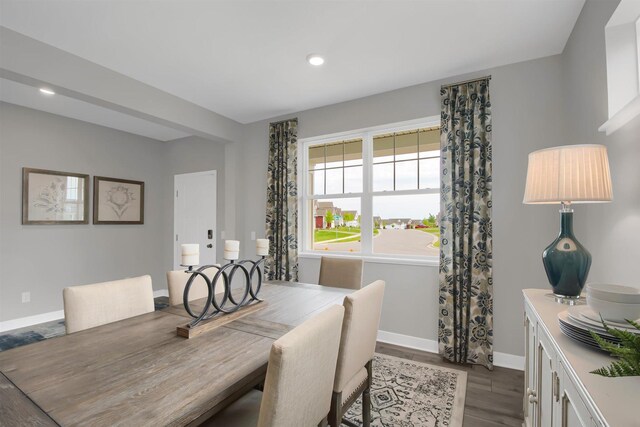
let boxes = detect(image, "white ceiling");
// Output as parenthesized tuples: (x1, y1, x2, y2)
(0, 78, 189, 141)
(0, 0, 584, 124)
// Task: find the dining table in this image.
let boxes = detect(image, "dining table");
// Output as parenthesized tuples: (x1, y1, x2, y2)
(0, 281, 352, 427)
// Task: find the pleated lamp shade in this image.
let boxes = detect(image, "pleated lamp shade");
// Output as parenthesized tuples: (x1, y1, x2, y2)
(523, 144, 613, 204)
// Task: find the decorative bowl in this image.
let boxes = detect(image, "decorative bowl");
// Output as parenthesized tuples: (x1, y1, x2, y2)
(586, 295, 640, 323)
(586, 283, 640, 304)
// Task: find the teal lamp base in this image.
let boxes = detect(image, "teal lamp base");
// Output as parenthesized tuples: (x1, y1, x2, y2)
(542, 206, 591, 301)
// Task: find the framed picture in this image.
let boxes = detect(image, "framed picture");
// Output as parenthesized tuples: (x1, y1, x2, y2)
(93, 176, 144, 224)
(22, 168, 89, 225)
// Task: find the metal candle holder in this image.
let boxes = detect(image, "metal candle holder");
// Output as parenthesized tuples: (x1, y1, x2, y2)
(182, 256, 265, 328)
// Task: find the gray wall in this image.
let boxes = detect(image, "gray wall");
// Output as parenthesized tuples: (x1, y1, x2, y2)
(562, 0, 640, 286)
(0, 103, 229, 322)
(0, 102, 167, 320)
(238, 54, 569, 357)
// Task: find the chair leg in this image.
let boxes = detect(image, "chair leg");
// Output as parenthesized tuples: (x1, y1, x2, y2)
(328, 391, 342, 427)
(362, 388, 371, 427)
(363, 360, 373, 427)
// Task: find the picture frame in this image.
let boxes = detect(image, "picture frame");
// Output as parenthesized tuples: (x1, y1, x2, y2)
(22, 167, 90, 225)
(93, 176, 145, 225)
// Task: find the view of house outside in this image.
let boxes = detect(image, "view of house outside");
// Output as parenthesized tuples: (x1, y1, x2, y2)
(312, 194, 440, 256)
(308, 126, 440, 257)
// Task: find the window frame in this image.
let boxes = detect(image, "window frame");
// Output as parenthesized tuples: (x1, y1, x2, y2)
(298, 116, 440, 266)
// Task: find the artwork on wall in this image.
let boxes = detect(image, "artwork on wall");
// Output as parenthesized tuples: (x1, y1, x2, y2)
(93, 176, 144, 224)
(22, 167, 90, 225)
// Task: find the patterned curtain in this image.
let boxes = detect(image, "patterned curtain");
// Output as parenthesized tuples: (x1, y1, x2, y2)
(438, 79, 493, 369)
(265, 119, 299, 282)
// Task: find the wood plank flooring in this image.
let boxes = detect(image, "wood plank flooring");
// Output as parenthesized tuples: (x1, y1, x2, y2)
(375, 342, 524, 427)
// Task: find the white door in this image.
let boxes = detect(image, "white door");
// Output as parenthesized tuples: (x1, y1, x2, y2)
(174, 171, 217, 270)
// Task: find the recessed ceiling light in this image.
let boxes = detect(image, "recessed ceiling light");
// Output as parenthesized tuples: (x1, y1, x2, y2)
(39, 88, 55, 95)
(307, 54, 325, 66)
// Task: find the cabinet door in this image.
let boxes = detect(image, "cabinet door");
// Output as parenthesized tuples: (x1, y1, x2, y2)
(556, 361, 594, 427)
(524, 309, 537, 427)
(536, 328, 556, 427)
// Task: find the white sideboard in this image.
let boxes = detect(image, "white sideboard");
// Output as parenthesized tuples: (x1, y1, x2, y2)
(523, 289, 640, 427)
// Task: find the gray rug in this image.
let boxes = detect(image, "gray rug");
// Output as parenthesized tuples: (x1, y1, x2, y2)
(343, 353, 467, 427)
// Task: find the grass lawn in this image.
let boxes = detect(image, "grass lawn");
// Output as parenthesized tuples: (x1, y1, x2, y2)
(418, 227, 440, 248)
(314, 228, 378, 243)
(337, 229, 378, 243)
(314, 230, 358, 242)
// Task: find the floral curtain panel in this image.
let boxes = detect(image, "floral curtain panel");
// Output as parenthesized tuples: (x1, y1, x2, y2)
(438, 79, 493, 369)
(265, 118, 299, 282)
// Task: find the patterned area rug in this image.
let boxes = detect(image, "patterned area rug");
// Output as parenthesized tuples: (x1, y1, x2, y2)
(0, 319, 66, 352)
(342, 353, 467, 427)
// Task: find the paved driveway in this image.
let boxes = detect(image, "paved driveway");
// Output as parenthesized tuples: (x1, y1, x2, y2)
(313, 229, 439, 256)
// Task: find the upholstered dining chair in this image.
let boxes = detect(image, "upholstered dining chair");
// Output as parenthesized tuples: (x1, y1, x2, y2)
(63, 275, 155, 334)
(166, 265, 223, 306)
(203, 304, 345, 427)
(318, 257, 364, 290)
(329, 280, 386, 427)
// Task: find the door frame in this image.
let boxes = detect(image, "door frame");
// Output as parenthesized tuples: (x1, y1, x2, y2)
(173, 170, 217, 270)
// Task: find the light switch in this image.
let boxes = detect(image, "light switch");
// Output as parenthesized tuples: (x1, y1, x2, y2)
(251, 231, 256, 240)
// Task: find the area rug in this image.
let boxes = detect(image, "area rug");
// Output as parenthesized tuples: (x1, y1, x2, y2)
(342, 353, 467, 427)
(0, 319, 66, 351)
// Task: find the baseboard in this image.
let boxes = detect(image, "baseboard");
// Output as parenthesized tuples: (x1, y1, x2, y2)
(0, 310, 65, 333)
(377, 330, 439, 353)
(493, 352, 525, 371)
(377, 329, 524, 371)
(1, 290, 170, 333)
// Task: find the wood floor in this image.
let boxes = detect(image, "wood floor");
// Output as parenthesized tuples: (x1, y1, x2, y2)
(375, 342, 525, 427)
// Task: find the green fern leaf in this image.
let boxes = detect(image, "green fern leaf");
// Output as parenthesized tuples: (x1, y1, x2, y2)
(590, 318, 640, 378)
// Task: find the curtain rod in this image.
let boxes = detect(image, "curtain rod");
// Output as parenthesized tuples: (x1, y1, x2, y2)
(269, 117, 298, 126)
(441, 75, 491, 88)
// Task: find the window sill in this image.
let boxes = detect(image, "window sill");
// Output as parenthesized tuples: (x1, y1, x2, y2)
(598, 95, 640, 136)
(298, 252, 439, 267)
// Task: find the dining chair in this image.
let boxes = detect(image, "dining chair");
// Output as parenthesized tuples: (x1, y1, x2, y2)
(204, 304, 345, 427)
(328, 280, 386, 427)
(166, 265, 223, 306)
(318, 256, 364, 290)
(63, 275, 154, 334)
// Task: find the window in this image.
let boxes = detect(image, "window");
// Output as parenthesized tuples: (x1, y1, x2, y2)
(599, 0, 640, 134)
(300, 118, 441, 260)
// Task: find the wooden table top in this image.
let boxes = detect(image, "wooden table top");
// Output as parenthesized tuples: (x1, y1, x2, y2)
(0, 281, 351, 427)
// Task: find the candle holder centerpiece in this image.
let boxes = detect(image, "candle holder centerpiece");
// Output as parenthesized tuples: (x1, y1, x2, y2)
(176, 239, 269, 338)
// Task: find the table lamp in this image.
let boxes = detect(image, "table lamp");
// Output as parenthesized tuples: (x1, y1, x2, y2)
(523, 144, 613, 303)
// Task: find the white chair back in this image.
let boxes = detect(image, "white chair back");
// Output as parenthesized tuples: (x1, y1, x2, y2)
(258, 305, 345, 427)
(318, 257, 363, 290)
(63, 275, 154, 334)
(333, 280, 386, 393)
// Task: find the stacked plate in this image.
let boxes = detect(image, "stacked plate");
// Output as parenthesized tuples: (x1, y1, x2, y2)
(558, 305, 639, 352)
(585, 283, 640, 323)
